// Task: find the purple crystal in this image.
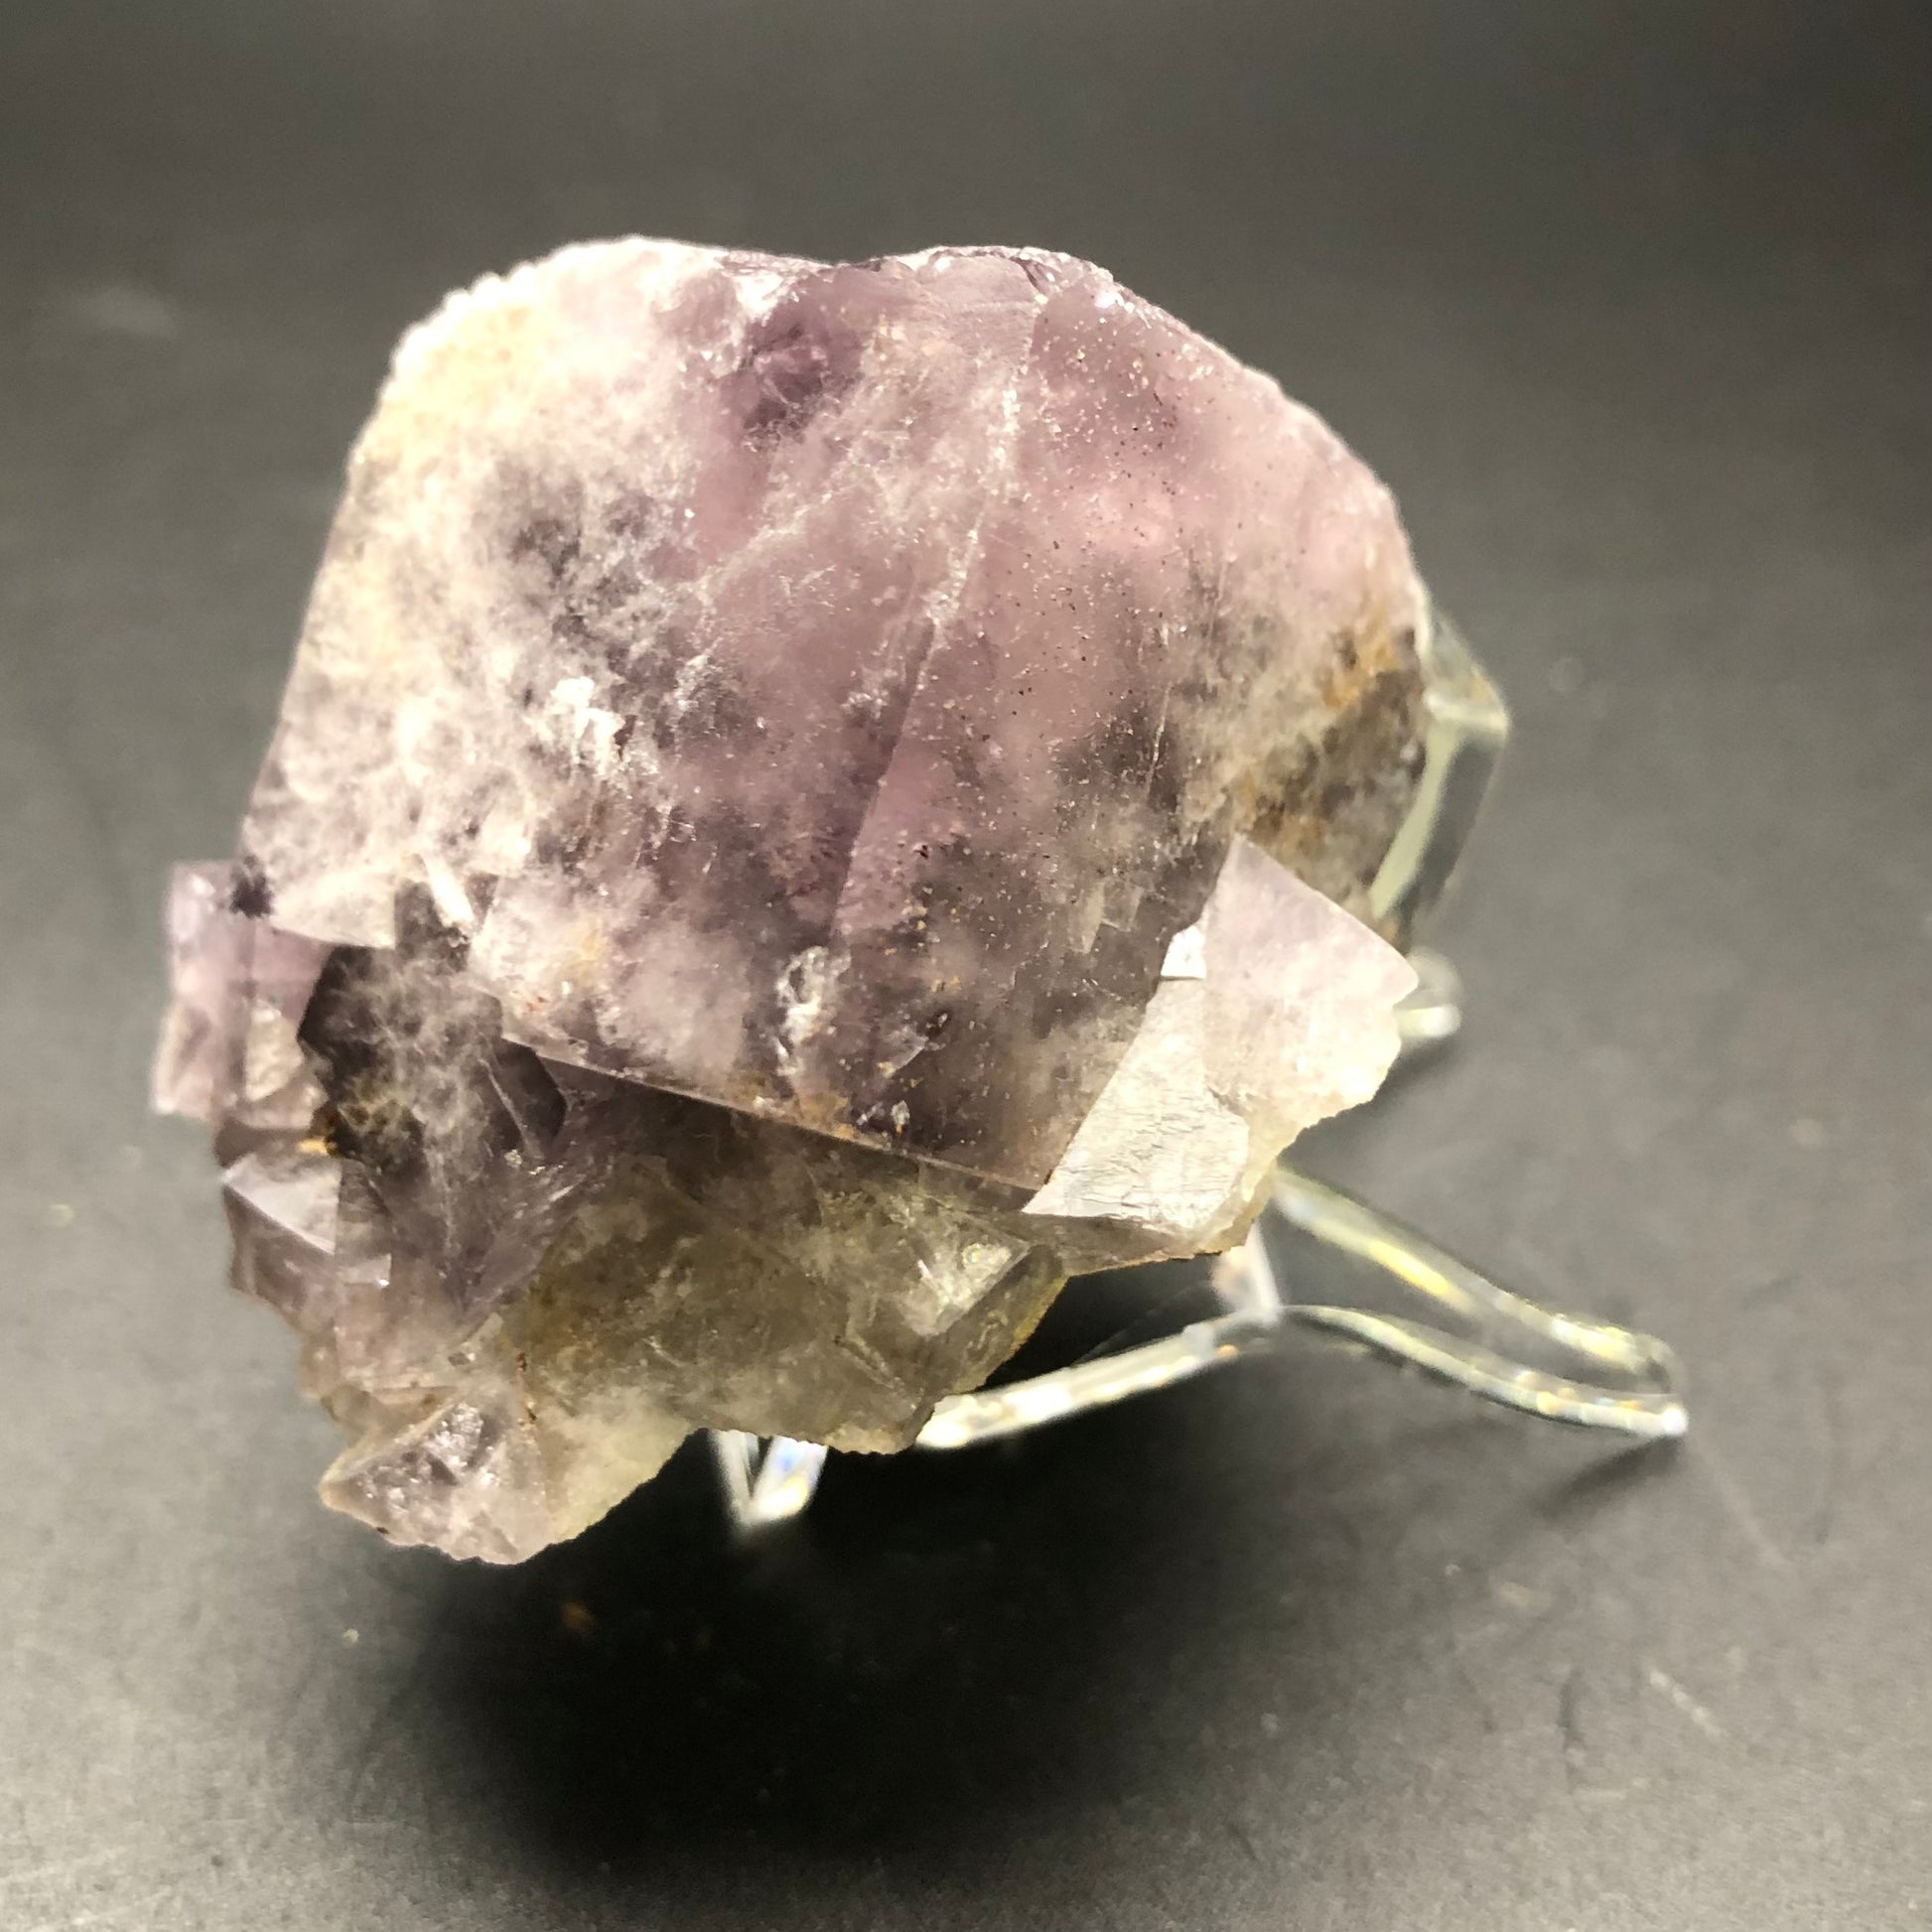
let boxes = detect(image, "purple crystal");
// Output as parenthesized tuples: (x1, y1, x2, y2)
(241, 241, 1426, 1185)
(159, 241, 1431, 1561)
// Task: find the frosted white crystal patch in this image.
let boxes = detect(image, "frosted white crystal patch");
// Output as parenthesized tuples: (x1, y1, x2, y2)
(1027, 841, 1415, 1244)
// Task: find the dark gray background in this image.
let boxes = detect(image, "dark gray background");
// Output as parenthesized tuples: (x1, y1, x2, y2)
(2, 3, 1927, 1927)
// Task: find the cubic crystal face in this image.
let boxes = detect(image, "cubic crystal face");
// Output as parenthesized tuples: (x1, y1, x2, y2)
(160, 240, 1434, 1562)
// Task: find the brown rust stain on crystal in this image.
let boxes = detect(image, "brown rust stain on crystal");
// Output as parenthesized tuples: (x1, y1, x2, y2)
(1234, 619, 1426, 911)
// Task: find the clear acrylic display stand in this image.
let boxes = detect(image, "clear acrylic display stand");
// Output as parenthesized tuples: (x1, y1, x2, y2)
(711, 613, 1686, 1528)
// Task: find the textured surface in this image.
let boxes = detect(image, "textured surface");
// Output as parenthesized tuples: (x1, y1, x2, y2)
(2, 1, 1928, 1927)
(158, 236, 1423, 1558)
(241, 237, 1427, 1184)
(168, 834, 1405, 1562)
(172, 847, 1408, 1561)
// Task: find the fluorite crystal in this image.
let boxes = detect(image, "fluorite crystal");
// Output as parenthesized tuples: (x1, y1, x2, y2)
(158, 240, 1435, 1561)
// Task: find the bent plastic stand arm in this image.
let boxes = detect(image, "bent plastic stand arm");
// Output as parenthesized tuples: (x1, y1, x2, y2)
(709, 1430, 829, 1527)
(1269, 1171, 1686, 1440)
(712, 1153, 1686, 1528)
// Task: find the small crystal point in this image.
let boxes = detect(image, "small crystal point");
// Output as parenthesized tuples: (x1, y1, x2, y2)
(160, 240, 1434, 1560)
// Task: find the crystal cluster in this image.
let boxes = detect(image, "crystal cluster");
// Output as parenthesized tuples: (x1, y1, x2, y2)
(157, 241, 1430, 1561)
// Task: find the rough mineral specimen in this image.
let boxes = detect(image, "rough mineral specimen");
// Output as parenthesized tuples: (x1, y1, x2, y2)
(158, 240, 1432, 1562)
